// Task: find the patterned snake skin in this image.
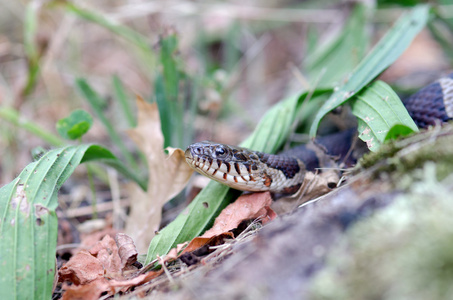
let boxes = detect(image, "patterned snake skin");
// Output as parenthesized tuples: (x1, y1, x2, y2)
(185, 74, 453, 194)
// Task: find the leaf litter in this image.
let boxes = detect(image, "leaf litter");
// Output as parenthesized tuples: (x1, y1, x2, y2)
(58, 234, 162, 299)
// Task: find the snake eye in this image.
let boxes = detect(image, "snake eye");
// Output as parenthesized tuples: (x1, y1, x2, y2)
(193, 147, 203, 155)
(215, 146, 227, 157)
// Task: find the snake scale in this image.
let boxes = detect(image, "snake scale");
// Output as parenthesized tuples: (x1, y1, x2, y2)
(185, 74, 453, 194)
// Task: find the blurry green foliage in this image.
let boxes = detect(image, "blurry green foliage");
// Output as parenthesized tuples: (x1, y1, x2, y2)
(56, 109, 93, 140)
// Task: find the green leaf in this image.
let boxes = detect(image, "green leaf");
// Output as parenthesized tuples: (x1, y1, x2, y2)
(56, 109, 93, 140)
(351, 80, 418, 151)
(61, 2, 152, 56)
(304, 3, 370, 88)
(0, 145, 84, 299)
(145, 182, 241, 263)
(385, 124, 417, 141)
(81, 145, 147, 191)
(309, 4, 430, 137)
(31, 146, 46, 161)
(112, 75, 136, 127)
(22, 2, 41, 96)
(428, 13, 453, 64)
(0, 106, 64, 147)
(0, 144, 147, 299)
(155, 33, 185, 149)
(76, 78, 139, 171)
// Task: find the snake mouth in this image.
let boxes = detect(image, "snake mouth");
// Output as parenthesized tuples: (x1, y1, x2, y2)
(184, 148, 193, 160)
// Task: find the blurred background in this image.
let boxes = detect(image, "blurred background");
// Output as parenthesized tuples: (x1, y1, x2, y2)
(0, 0, 452, 183)
(0, 0, 452, 229)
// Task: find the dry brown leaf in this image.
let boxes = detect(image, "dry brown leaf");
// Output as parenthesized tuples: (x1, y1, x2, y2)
(61, 279, 110, 300)
(115, 233, 138, 271)
(161, 241, 189, 264)
(89, 235, 122, 278)
(59, 234, 162, 298)
(78, 226, 118, 254)
(125, 96, 194, 252)
(108, 269, 163, 292)
(59, 235, 123, 286)
(60, 265, 162, 298)
(142, 192, 276, 267)
(203, 192, 277, 238)
(150, 192, 278, 267)
(182, 232, 234, 254)
(58, 250, 105, 285)
(178, 233, 235, 266)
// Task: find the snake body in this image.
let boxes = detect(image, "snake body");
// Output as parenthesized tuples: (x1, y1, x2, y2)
(185, 74, 453, 193)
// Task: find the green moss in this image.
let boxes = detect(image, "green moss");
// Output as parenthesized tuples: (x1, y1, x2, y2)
(310, 163, 453, 300)
(356, 125, 453, 184)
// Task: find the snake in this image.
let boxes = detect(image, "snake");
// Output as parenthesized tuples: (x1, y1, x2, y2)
(185, 74, 453, 194)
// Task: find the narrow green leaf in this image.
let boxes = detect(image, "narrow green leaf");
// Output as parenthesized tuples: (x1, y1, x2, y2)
(160, 34, 179, 103)
(240, 94, 300, 152)
(62, 2, 152, 55)
(428, 16, 453, 63)
(145, 183, 240, 263)
(56, 109, 93, 140)
(22, 2, 41, 95)
(0, 106, 114, 184)
(24, 2, 39, 61)
(81, 145, 147, 191)
(351, 80, 418, 152)
(76, 78, 139, 171)
(304, 3, 370, 88)
(56, 1, 156, 78)
(309, 5, 430, 137)
(154, 34, 185, 149)
(112, 75, 136, 127)
(0, 106, 64, 146)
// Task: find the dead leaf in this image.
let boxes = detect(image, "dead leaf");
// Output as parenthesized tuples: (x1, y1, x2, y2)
(89, 235, 122, 279)
(143, 193, 276, 267)
(109, 269, 163, 293)
(161, 241, 189, 264)
(183, 232, 234, 254)
(174, 233, 232, 266)
(125, 96, 194, 252)
(58, 250, 104, 285)
(59, 234, 163, 298)
(78, 226, 118, 254)
(60, 267, 162, 298)
(203, 192, 277, 238)
(115, 233, 138, 271)
(61, 279, 110, 300)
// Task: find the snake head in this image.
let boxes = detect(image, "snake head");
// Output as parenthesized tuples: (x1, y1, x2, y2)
(185, 141, 264, 167)
(184, 141, 269, 191)
(185, 141, 305, 193)
(185, 141, 230, 161)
